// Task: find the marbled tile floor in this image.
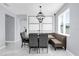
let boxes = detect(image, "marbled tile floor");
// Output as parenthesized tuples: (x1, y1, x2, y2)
(0, 40, 72, 56)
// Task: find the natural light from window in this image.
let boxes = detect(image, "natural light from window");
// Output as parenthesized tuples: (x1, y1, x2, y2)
(58, 8, 70, 35)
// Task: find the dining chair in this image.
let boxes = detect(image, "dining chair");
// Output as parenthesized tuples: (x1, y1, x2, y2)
(20, 32, 29, 48)
(39, 34, 48, 53)
(29, 33, 38, 53)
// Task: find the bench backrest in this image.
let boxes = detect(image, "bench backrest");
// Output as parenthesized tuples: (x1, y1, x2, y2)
(53, 33, 66, 47)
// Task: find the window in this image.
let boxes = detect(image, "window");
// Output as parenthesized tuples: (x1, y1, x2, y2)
(58, 9, 70, 35)
(42, 17, 52, 33)
(28, 16, 53, 33)
(28, 17, 39, 33)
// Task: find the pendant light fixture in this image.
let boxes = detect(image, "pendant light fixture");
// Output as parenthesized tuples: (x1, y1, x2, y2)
(36, 6, 45, 23)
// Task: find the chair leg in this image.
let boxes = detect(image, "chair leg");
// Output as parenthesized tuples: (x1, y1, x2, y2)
(37, 48, 38, 54)
(64, 47, 66, 50)
(47, 47, 48, 53)
(29, 47, 31, 54)
(39, 48, 40, 53)
(24, 43, 26, 45)
(42, 48, 43, 51)
(55, 47, 56, 50)
(54, 45, 56, 50)
(21, 42, 23, 48)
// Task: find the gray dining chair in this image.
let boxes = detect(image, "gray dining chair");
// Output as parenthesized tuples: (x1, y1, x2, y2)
(29, 33, 38, 53)
(20, 32, 29, 48)
(39, 34, 48, 53)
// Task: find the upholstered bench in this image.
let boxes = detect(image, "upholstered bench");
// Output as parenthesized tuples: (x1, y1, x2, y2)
(48, 33, 66, 50)
(48, 34, 55, 44)
(50, 39, 63, 50)
(48, 35, 55, 39)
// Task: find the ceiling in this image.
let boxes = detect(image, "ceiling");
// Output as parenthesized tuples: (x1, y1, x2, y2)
(1, 3, 64, 16)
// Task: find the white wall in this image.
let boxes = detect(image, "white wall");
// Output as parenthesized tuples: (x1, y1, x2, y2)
(0, 5, 5, 48)
(15, 16, 21, 42)
(68, 3, 79, 56)
(56, 3, 79, 56)
(17, 15, 27, 32)
(0, 4, 16, 48)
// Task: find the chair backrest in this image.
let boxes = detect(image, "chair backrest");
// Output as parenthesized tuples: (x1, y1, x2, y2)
(53, 33, 66, 47)
(39, 34, 48, 48)
(29, 33, 38, 48)
(20, 32, 27, 42)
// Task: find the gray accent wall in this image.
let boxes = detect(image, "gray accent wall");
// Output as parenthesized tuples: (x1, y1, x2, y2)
(5, 14, 15, 41)
(56, 3, 79, 56)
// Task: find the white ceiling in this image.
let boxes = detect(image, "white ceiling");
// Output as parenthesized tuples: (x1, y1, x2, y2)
(1, 3, 64, 16)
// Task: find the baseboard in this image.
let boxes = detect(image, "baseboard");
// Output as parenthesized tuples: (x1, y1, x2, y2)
(0, 45, 6, 50)
(5, 41, 15, 43)
(66, 50, 74, 56)
(5, 39, 20, 43)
